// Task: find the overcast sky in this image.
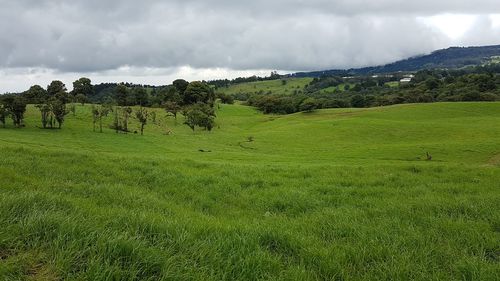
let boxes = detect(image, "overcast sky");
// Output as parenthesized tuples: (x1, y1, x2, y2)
(1, 0, 500, 92)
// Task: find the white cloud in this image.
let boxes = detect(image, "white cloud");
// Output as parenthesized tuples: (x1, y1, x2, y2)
(0, 1, 499, 92)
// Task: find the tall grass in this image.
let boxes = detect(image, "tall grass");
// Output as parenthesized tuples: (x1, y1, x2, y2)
(0, 102, 499, 280)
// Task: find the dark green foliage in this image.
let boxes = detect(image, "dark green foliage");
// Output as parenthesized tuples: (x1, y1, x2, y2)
(71, 78, 94, 98)
(208, 71, 282, 88)
(23, 85, 47, 104)
(1, 95, 27, 127)
(47, 80, 69, 103)
(36, 103, 52, 129)
(293, 45, 500, 77)
(217, 93, 234, 104)
(114, 84, 129, 106)
(183, 81, 215, 105)
(27, 81, 71, 129)
(241, 65, 500, 115)
(351, 95, 367, 108)
(75, 93, 88, 105)
(133, 88, 150, 107)
(0, 103, 8, 127)
(299, 98, 319, 112)
(172, 79, 189, 96)
(184, 104, 216, 132)
(52, 99, 68, 129)
(248, 95, 299, 114)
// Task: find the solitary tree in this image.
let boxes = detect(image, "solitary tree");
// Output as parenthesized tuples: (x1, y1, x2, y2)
(51, 99, 68, 129)
(70, 78, 93, 115)
(122, 107, 132, 133)
(164, 101, 181, 119)
(91, 104, 111, 133)
(2, 95, 27, 127)
(184, 106, 215, 132)
(183, 81, 215, 105)
(47, 80, 69, 102)
(36, 103, 52, 129)
(135, 107, 149, 135)
(72, 78, 94, 97)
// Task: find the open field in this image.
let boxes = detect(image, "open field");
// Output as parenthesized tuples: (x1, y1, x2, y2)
(218, 78, 312, 96)
(0, 102, 499, 280)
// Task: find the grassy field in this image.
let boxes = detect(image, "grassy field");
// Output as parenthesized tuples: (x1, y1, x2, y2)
(218, 78, 312, 96)
(0, 102, 499, 280)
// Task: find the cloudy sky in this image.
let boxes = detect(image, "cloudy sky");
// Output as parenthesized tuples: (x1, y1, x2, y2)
(1, 0, 500, 92)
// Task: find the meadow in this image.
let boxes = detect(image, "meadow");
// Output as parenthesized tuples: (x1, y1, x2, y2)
(218, 78, 312, 96)
(0, 102, 499, 280)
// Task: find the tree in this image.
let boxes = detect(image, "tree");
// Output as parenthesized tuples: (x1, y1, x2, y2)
(75, 93, 88, 105)
(0, 103, 8, 128)
(150, 111, 157, 124)
(122, 107, 132, 132)
(172, 79, 189, 96)
(36, 103, 52, 129)
(299, 98, 319, 112)
(133, 87, 149, 106)
(114, 84, 129, 106)
(183, 106, 215, 132)
(24, 85, 47, 104)
(218, 93, 234, 104)
(183, 81, 215, 105)
(51, 99, 68, 129)
(92, 104, 111, 133)
(71, 77, 94, 97)
(351, 95, 366, 108)
(2, 95, 27, 127)
(47, 80, 69, 103)
(164, 101, 181, 119)
(135, 107, 149, 135)
(425, 78, 440, 90)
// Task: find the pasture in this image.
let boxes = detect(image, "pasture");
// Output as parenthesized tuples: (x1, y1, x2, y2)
(0, 102, 499, 280)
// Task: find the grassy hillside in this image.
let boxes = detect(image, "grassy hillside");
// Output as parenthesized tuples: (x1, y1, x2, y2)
(0, 103, 499, 280)
(218, 77, 312, 96)
(293, 45, 500, 77)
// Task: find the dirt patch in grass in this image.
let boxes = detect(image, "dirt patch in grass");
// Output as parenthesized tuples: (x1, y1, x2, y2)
(26, 262, 60, 281)
(487, 153, 500, 166)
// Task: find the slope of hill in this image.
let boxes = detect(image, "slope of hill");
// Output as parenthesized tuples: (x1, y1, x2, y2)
(0, 102, 499, 280)
(292, 45, 500, 77)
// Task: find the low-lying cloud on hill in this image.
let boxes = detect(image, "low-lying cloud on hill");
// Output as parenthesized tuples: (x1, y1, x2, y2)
(0, 0, 499, 91)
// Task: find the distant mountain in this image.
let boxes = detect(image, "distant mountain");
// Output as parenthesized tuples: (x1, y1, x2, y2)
(291, 45, 500, 78)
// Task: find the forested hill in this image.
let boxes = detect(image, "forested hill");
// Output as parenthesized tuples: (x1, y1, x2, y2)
(292, 45, 500, 77)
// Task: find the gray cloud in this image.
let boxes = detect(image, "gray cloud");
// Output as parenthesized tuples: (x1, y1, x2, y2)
(0, 0, 499, 78)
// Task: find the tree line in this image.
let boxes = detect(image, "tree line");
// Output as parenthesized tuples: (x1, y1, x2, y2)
(239, 66, 500, 114)
(0, 78, 220, 134)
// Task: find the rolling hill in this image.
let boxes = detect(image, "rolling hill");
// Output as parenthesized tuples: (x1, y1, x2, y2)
(292, 44, 500, 77)
(0, 102, 499, 280)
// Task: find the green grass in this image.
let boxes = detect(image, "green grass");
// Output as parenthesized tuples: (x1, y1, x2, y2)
(218, 78, 312, 96)
(317, 83, 354, 94)
(0, 102, 499, 280)
(385, 81, 400, 88)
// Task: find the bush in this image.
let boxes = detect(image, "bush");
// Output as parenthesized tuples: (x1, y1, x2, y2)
(299, 98, 319, 112)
